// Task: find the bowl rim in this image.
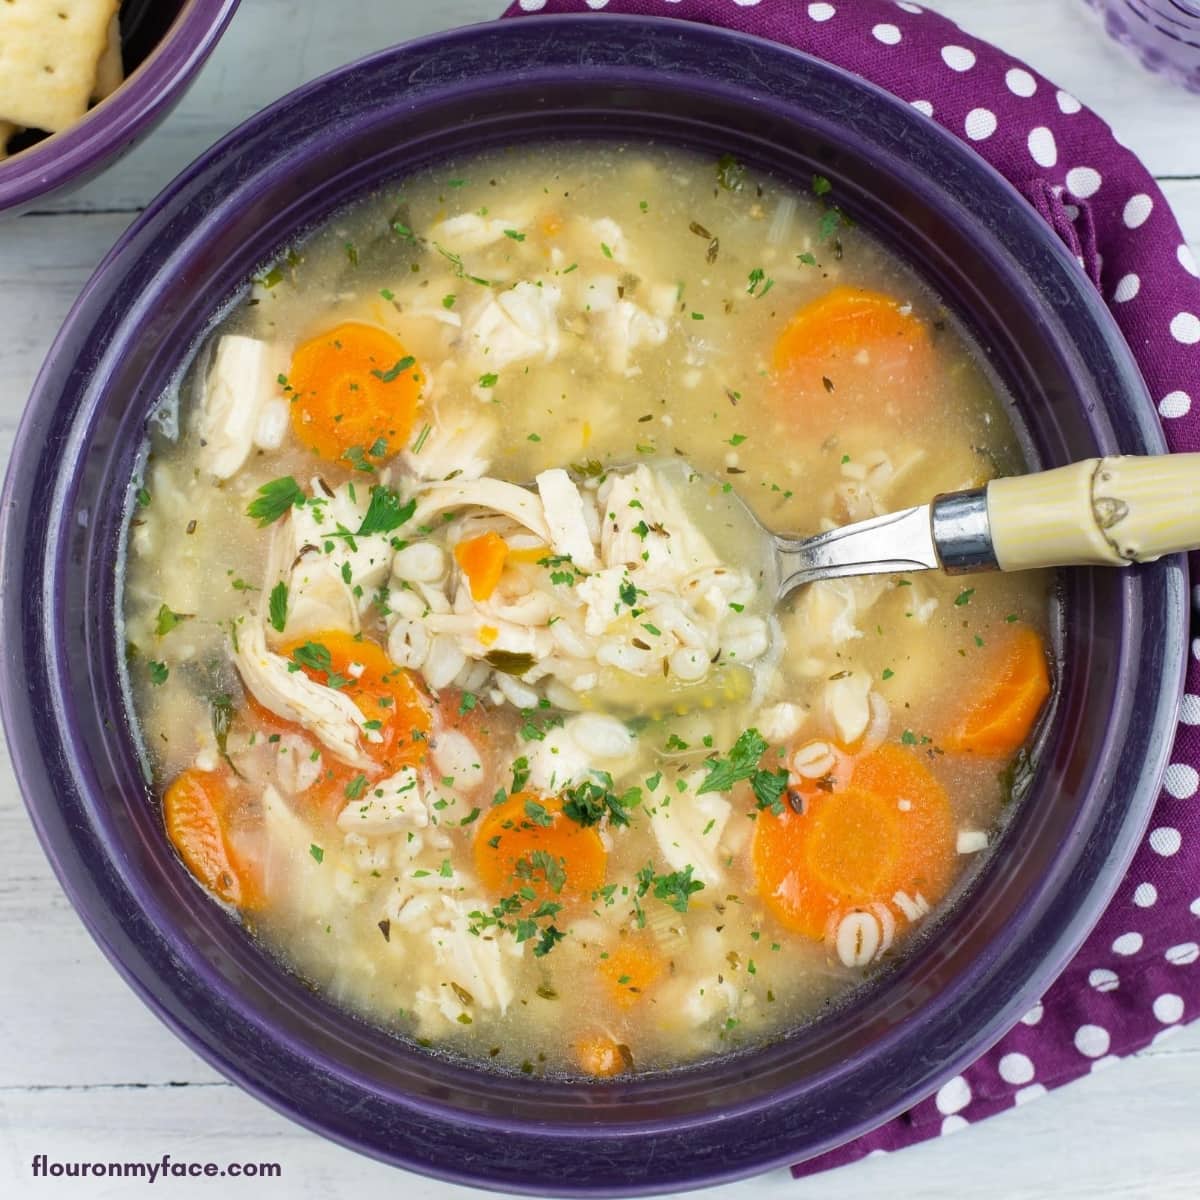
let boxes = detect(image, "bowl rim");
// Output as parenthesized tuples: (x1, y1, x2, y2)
(0, 13, 1188, 1195)
(0, 0, 241, 215)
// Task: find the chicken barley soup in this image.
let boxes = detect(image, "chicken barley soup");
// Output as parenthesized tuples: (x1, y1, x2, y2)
(123, 143, 1052, 1077)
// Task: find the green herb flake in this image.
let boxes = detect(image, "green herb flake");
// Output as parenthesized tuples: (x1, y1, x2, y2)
(309, 844, 325, 864)
(246, 476, 305, 527)
(268, 581, 289, 634)
(371, 355, 416, 383)
(357, 485, 416, 536)
(155, 605, 188, 637)
(147, 660, 169, 686)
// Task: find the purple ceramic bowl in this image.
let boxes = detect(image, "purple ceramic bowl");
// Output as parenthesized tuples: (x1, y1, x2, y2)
(0, 0, 240, 216)
(0, 16, 1188, 1195)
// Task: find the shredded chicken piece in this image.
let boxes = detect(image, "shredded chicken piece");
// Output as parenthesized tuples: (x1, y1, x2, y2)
(198, 336, 287, 480)
(234, 622, 371, 768)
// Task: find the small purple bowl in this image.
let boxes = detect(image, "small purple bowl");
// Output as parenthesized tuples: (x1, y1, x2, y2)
(0, 0, 240, 216)
(0, 16, 1187, 1195)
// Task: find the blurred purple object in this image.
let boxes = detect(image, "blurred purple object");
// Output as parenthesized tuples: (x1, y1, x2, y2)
(1084, 0, 1200, 91)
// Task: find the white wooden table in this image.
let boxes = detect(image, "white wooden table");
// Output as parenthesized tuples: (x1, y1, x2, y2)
(2, 2, 1198, 1196)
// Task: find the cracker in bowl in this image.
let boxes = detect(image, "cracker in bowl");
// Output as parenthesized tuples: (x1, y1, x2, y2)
(0, 0, 121, 134)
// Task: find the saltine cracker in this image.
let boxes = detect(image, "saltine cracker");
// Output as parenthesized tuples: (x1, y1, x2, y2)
(0, 0, 121, 133)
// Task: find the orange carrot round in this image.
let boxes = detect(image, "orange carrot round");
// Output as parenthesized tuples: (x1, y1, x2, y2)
(752, 744, 954, 939)
(280, 630, 431, 776)
(575, 1032, 629, 1077)
(164, 767, 263, 909)
(772, 285, 934, 411)
(944, 625, 1050, 756)
(599, 939, 665, 1009)
(455, 531, 510, 602)
(474, 793, 606, 904)
(287, 321, 422, 464)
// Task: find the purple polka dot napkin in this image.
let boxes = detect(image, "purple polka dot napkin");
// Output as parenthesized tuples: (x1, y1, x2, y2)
(505, 0, 1200, 1174)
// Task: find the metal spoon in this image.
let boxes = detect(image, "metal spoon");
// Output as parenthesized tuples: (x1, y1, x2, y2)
(733, 453, 1200, 601)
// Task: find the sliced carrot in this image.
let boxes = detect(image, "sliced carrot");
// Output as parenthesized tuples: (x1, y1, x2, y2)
(279, 630, 431, 776)
(287, 321, 423, 464)
(772, 285, 934, 408)
(454, 531, 510, 602)
(599, 939, 665, 1009)
(944, 625, 1050, 756)
(752, 744, 954, 939)
(474, 793, 606, 904)
(164, 767, 263, 910)
(575, 1032, 629, 1077)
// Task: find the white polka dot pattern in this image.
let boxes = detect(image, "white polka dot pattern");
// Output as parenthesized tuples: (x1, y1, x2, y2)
(1027, 126, 1057, 167)
(1163, 763, 1199, 798)
(1056, 89, 1082, 113)
(1112, 273, 1140, 303)
(1170, 312, 1200, 344)
(998, 1053, 1035, 1084)
(1005, 67, 1037, 97)
(872, 23, 901, 44)
(1123, 193, 1153, 228)
(1133, 882, 1158, 907)
(964, 108, 996, 140)
(1089, 968, 1119, 993)
(1065, 166, 1101, 197)
(1179, 244, 1199, 277)
(1166, 941, 1199, 966)
(940, 44, 975, 71)
(1074, 1025, 1111, 1058)
(1149, 827, 1182, 856)
(1159, 391, 1192, 419)
(1112, 932, 1144, 956)
(934, 1075, 971, 1115)
(1153, 994, 1184, 1024)
(807, 2, 836, 21)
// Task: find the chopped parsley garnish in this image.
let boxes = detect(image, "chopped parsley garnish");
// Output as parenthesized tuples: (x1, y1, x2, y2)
(268, 581, 288, 634)
(344, 774, 368, 801)
(147, 660, 169, 686)
(746, 268, 775, 298)
(371, 355, 416, 383)
(357, 485, 416, 536)
(600, 242, 614, 259)
(510, 756, 531, 794)
(716, 153, 747, 191)
(812, 174, 833, 197)
(751, 767, 789, 815)
(504, 229, 526, 242)
(458, 691, 478, 715)
(562, 773, 641, 828)
(523, 798, 555, 828)
(728, 433, 747, 447)
(210, 693, 234, 763)
(954, 588, 976, 607)
(155, 605, 188, 637)
(797, 251, 818, 266)
(309, 844, 325, 864)
(288, 641, 350, 689)
(698, 728, 768, 794)
(636, 863, 705, 914)
(135, 487, 151, 508)
(246, 476, 305, 527)
(478, 372, 499, 389)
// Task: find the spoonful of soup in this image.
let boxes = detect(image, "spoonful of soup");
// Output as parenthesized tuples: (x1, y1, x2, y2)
(686, 452, 1200, 602)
